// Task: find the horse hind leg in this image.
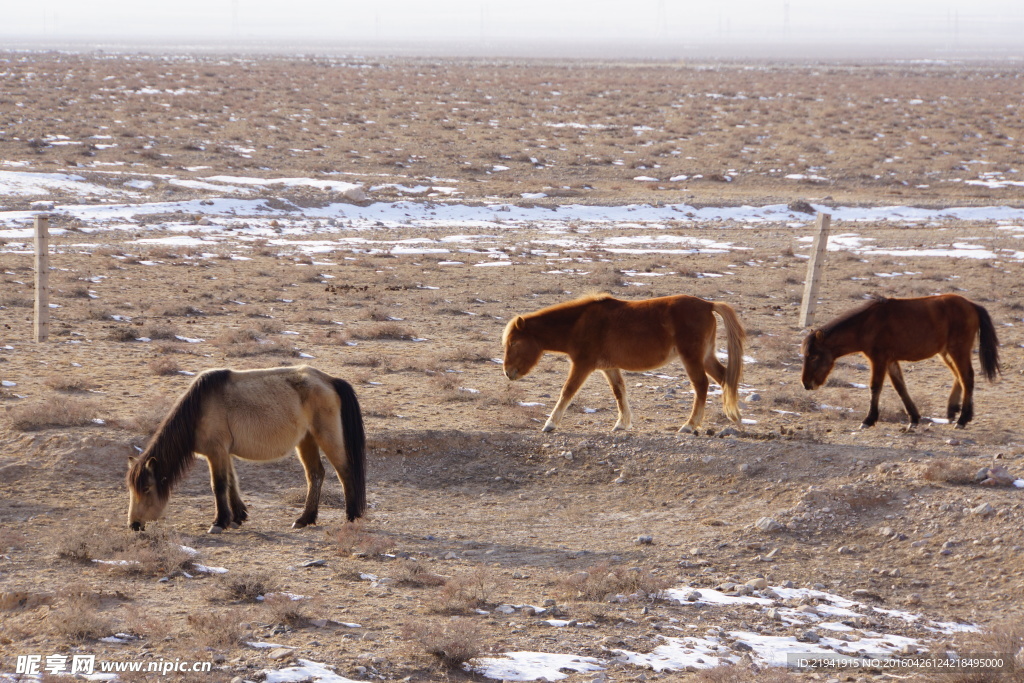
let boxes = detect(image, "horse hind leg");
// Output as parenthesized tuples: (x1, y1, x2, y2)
(949, 349, 976, 429)
(292, 433, 325, 529)
(886, 361, 921, 427)
(679, 354, 709, 433)
(601, 369, 632, 431)
(940, 353, 963, 422)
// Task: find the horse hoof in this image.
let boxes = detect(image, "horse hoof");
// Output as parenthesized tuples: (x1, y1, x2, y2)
(229, 521, 241, 529)
(541, 424, 556, 433)
(292, 521, 308, 529)
(208, 525, 224, 534)
(954, 423, 966, 430)
(678, 425, 694, 434)
(860, 422, 874, 429)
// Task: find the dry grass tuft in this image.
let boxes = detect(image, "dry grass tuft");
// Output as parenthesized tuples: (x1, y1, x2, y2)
(693, 666, 802, 683)
(933, 619, 1024, 682)
(219, 570, 280, 603)
(431, 566, 503, 614)
(402, 618, 485, 669)
(330, 521, 393, 557)
(10, 397, 99, 431)
(43, 375, 95, 392)
(395, 560, 448, 587)
(48, 584, 113, 642)
(148, 357, 181, 375)
(57, 525, 196, 577)
(261, 592, 315, 627)
(921, 458, 978, 485)
(185, 608, 249, 649)
(556, 562, 672, 603)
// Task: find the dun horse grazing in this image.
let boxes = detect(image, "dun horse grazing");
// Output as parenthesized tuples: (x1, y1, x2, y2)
(802, 294, 1000, 429)
(126, 365, 366, 533)
(503, 294, 746, 433)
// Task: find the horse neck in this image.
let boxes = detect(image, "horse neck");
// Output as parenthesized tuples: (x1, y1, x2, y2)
(820, 322, 864, 357)
(527, 305, 583, 352)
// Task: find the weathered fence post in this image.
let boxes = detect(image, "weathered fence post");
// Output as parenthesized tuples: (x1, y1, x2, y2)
(798, 212, 831, 328)
(34, 214, 50, 342)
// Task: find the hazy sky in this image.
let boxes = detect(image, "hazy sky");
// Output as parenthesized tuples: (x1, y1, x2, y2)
(4, 1, 1023, 57)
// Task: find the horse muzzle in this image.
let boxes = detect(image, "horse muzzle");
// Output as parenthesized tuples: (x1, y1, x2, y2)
(129, 521, 145, 532)
(504, 368, 520, 381)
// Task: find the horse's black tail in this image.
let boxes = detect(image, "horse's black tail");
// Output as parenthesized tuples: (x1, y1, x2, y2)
(332, 378, 366, 521)
(974, 303, 1000, 381)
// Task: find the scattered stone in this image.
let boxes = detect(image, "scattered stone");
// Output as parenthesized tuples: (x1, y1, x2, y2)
(971, 503, 995, 516)
(837, 546, 855, 555)
(798, 630, 821, 643)
(718, 426, 740, 437)
(683, 590, 702, 602)
(267, 648, 294, 660)
(754, 517, 782, 532)
(635, 535, 654, 545)
(746, 578, 768, 590)
(299, 559, 327, 568)
(878, 526, 894, 538)
(852, 589, 883, 601)
(495, 604, 516, 615)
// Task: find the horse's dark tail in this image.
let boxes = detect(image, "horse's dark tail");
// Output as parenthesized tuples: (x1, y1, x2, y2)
(974, 303, 1000, 381)
(128, 368, 232, 500)
(332, 378, 367, 521)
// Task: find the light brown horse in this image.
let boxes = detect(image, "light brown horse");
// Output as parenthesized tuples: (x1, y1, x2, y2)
(127, 365, 366, 533)
(802, 294, 1000, 429)
(503, 294, 746, 433)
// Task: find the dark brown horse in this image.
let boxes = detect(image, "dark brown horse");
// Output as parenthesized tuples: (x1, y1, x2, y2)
(802, 294, 999, 429)
(502, 294, 746, 433)
(127, 365, 366, 533)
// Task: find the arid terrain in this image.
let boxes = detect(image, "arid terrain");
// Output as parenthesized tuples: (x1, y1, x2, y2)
(1, 52, 1024, 682)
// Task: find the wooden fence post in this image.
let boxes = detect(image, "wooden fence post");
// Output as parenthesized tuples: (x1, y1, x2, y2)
(798, 212, 831, 328)
(34, 214, 50, 342)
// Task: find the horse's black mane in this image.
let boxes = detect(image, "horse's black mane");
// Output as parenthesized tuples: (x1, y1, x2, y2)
(127, 368, 232, 498)
(818, 296, 889, 335)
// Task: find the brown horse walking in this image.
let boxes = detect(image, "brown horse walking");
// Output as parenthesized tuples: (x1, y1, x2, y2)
(802, 294, 1000, 429)
(503, 294, 746, 433)
(127, 365, 366, 533)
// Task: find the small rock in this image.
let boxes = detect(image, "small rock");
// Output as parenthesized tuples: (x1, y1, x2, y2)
(971, 503, 995, 516)
(268, 648, 294, 660)
(754, 517, 782, 532)
(635, 535, 654, 545)
(746, 578, 768, 590)
(300, 559, 327, 568)
(718, 426, 740, 437)
(747, 393, 762, 402)
(798, 630, 821, 643)
(878, 526, 894, 538)
(684, 590, 702, 602)
(495, 604, 516, 615)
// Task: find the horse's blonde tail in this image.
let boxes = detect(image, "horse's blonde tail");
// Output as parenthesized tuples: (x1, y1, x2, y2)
(712, 302, 746, 423)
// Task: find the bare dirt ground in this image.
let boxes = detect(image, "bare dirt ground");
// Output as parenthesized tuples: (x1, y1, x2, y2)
(2, 52, 1024, 682)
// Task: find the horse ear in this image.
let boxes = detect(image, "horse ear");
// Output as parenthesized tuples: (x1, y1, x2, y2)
(513, 316, 526, 330)
(814, 330, 824, 342)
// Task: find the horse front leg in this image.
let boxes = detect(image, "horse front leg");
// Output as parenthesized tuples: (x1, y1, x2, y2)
(861, 361, 887, 428)
(293, 433, 325, 529)
(225, 463, 247, 528)
(886, 361, 920, 427)
(204, 450, 234, 534)
(543, 363, 592, 432)
(600, 369, 632, 430)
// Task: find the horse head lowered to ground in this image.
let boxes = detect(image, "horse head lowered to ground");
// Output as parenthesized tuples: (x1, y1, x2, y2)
(503, 293, 746, 433)
(801, 294, 999, 429)
(126, 365, 366, 533)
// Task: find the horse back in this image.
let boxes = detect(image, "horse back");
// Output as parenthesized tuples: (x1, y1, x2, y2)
(571, 295, 717, 369)
(856, 295, 981, 362)
(195, 366, 335, 461)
